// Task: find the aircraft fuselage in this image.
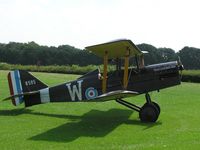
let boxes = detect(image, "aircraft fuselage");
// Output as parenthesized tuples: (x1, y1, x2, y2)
(24, 61, 181, 107)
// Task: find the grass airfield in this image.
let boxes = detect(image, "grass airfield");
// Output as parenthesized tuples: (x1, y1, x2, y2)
(0, 70, 200, 150)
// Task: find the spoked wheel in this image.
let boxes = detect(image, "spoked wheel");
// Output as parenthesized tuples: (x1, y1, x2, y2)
(139, 103, 159, 123)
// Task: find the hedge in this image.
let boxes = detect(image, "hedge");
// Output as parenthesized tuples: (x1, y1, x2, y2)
(0, 63, 115, 75)
(0, 63, 200, 83)
(181, 70, 200, 83)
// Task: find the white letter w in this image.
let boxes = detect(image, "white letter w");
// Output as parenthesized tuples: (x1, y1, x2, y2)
(66, 80, 83, 101)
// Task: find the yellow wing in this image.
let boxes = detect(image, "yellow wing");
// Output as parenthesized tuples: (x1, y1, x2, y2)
(85, 39, 143, 59)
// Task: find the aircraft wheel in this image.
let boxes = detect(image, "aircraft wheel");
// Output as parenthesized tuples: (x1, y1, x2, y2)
(139, 103, 159, 123)
(144, 102, 160, 115)
(152, 102, 160, 115)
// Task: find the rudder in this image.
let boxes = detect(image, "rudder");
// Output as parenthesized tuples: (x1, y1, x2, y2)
(7, 70, 48, 106)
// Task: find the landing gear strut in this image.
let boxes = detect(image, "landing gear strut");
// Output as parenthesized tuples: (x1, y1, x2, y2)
(116, 93, 160, 123)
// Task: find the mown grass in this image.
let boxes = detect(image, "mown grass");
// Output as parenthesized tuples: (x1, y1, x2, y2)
(0, 70, 200, 149)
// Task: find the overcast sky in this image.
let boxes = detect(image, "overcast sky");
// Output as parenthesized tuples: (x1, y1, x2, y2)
(0, 0, 200, 51)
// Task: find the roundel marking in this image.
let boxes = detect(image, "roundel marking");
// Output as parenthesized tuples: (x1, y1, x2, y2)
(85, 87, 98, 100)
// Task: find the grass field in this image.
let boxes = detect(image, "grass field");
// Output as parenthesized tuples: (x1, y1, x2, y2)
(0, 70, 200, 150)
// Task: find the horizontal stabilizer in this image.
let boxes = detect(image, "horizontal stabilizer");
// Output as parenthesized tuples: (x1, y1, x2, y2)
(2, 91, 39, 101)
(94, 90, 138, 101)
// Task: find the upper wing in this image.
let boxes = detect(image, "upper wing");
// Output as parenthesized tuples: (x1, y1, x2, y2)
(85, 39, 143, 59)
(93, 90, 139, 101)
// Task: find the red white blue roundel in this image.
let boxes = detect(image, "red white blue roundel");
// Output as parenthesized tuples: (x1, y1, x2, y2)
(85, 87, 98, 100)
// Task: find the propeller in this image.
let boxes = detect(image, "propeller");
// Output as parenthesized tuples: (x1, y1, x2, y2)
(177, 56, 184, 79)
(178, 56, 184, 70)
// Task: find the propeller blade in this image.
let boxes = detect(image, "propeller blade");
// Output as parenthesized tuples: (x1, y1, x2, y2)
(178, 56, 184, 71)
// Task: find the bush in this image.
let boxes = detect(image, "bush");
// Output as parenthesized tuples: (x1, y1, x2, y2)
(182, 70, 200, 83)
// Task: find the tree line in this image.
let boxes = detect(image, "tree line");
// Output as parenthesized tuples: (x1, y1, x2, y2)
(0, 41, 199, 69)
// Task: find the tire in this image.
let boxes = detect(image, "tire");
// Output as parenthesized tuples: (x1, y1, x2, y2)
(143, 102, 161, 115)
(152, 102, 160, 115)
(139, 103, 159, 123)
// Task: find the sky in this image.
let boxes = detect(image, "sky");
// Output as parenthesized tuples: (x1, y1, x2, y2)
(0, 0, 200, 51)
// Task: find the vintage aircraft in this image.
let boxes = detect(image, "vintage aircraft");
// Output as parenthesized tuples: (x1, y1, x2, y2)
(3, 39, 183, 122)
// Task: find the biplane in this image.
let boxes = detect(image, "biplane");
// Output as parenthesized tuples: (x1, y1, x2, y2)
(4, 39, 184, 122)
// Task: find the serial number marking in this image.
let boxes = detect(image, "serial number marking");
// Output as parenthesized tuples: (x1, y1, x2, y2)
(25, 80, 36, 86)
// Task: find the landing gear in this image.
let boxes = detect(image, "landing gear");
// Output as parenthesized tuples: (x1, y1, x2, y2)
(139, 93, 160, 122)
(139, 103, 159, 122)
(116, 93, 160, 123)
(152, 101, 160, 114)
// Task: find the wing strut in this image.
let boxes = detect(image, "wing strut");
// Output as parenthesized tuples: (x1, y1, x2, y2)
(102, 51, 108, 93)
(123, 48, 130, 89)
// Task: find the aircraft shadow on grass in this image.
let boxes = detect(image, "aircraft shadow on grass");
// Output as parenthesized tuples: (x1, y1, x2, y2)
(0, 108, 162, 142)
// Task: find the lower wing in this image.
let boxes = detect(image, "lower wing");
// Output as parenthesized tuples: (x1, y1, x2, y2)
(93, 90, 139, 101)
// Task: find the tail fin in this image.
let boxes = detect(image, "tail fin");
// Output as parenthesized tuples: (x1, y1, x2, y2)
(7, 70, 48, 106)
